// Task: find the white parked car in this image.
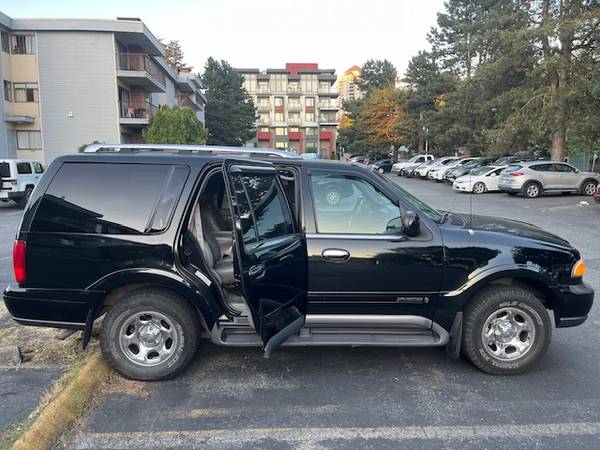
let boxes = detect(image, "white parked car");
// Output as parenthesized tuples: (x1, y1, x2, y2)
(452, 165, 507, 194)
(391, 154, 434, 174)
(0, 159, 44, 207)
(425, 157, 460, 180)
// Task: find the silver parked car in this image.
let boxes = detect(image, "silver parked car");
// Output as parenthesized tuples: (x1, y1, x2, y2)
(498, 161, 599, 198)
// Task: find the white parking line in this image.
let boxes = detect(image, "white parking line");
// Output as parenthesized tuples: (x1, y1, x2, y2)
(72, 422, 600, 449)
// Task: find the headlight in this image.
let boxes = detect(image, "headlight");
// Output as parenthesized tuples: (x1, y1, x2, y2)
(571, 259, 586, 278)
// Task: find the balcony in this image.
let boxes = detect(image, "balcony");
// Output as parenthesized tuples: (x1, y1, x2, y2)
(287, 86, 302, 95)
(319, 115, 338, 125)
(257, 103, 271, 112)
(119, 101, 156, 126)
(256, 87, 270, 94)
(176, 95, 200, 110)
(318, 101, 339, 111)
(116, 53, 166, 92)
(320, 130, 334, 140)
(289, 131, 302, 141)
(288, 103, 301, 112)
(288, 116, 301, 125)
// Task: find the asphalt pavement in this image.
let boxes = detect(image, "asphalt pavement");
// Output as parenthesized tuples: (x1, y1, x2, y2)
(2, 179, 600, 449)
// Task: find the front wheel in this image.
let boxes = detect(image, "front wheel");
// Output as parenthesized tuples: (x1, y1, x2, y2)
(472, 182, 486, 194)
(462, 286, 551, 375)
(100, 288, 201, 380)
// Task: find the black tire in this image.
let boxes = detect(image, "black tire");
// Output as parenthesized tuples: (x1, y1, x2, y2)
(100, 288, 201, 381)
(18, 186, 33, 209)
(523, 182, 542, 198)
(462, 285, 551, 375)
(580, 180, 598, 196)
(472, 182, 486, 194)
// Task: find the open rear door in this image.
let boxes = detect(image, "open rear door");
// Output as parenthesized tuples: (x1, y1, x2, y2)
(224, 160, 308, 357)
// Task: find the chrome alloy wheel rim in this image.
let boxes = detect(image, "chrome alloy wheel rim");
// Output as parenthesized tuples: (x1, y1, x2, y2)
(326, 191, 341, 205)
(526, 185, 539, 197)
(481, 307, 536, 361)
(474, 183, 485, 194)
(584, 183, 597, 195)
(119, 311, 178, 367)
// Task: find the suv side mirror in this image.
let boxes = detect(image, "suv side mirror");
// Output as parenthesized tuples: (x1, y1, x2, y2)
(385, 216, 403, 234)
(403, 211, 420, 237)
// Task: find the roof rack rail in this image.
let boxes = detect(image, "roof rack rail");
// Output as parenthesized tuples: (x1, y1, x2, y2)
(83, 143, 302, 159)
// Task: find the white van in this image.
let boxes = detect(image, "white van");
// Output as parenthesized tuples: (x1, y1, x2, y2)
(0, 159, 44, 207)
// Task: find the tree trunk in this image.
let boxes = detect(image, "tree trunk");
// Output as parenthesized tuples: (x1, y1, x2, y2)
(417, 111, 424, 152)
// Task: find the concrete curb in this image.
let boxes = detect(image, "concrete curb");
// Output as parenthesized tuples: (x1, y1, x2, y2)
(12, 352, 111, 450)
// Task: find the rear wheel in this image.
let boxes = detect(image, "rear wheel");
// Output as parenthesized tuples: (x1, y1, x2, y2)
(523, 182, 541, 198)
(581, 180, 598, 196)
(462, 286, 551, 375)
(472, 182, 486, 194)
(100, 288, 200, 380)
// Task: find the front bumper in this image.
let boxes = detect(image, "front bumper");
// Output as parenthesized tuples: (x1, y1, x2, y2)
(0, 190, 24, 200)
(551, 282, 594, 327)
(453, 182, 471, 192)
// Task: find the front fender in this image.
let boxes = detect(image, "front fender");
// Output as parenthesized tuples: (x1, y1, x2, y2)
(87, 268, 221, 327)
(434, 265, 557, 330)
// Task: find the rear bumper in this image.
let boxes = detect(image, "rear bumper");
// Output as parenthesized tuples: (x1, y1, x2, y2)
(0, 190, 24, 200)
(498, 184, 522, 193)
(551, 283, 594, 327)
(3, 285, 105, 329)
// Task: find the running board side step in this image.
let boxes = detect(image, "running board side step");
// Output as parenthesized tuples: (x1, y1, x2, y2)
(211, 314, 449, 348)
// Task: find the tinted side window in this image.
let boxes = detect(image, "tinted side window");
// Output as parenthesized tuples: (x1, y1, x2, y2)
(311, 173, 400, 234)
(531, 164, 553, 172)
(554, 163, 576, 173)
(17, 162, 32, 174)
(31, 163, 175, 234)
(240, 173, 293, 241)
(0, 162, 10, 178)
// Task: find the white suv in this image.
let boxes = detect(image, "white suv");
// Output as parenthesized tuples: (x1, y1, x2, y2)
(391, 154, 434, 174)
(0, 159, 44, 207)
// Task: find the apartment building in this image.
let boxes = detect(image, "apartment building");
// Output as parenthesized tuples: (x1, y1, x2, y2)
(0, 11, 206, 163)
(238, 63, 339, 158)
(336, 65, 363, 105)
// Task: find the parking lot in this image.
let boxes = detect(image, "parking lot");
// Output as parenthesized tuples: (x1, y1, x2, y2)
(1, 177, 600, 449)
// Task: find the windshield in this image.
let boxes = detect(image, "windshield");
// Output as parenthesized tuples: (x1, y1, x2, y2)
(375, 171, 443, 223)
(470, 166, 494, 176)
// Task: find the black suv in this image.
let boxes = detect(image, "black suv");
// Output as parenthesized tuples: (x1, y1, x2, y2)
(3, 144, 594, 380)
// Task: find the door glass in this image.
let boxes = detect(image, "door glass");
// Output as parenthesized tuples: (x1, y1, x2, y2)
(16, 162, 33, 174)
(553, 163, 576, 173)
(232, 172, 294, 247)
(311, 173, 400, 234)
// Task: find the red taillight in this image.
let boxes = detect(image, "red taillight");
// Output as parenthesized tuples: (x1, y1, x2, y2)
(509, 171, 524, 176)
(13, 240, 26, 284)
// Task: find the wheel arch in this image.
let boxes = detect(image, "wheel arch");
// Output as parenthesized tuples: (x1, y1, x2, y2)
(90, 269, 220, 330)
(579, 177, 598, 191)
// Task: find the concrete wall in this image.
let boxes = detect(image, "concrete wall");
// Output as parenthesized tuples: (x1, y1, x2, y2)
(36, 31, 119, 162)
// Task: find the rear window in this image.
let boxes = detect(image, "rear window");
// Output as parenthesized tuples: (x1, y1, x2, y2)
(31, 163, 188, 234)
(17, 162, 32, 174)
(0, 162, 10, 178)
(505, 164, 522, 172)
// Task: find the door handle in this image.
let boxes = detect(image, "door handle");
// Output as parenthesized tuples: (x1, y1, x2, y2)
(248, 264, 266, 280)
(322, 248, 350, 261)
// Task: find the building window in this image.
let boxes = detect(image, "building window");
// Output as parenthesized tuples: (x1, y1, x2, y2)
(1, 31, 9, 53)
(305, 127, 317, 136)
(288, 82, 300, 92)
(289, 127, 299, 132)
(305, 112, 315, 122)
(275, 142, 287, 149)
(16, 131, 42, 150)
(16, 162, 33, 174)
(269, 74, 287, 92)
(305, 97, 315, 107)
(259, 127, 269, 133)
(274, 111, 284, 122)
(301, 74, 317, 92)
(258, 113, 270, 125)
(3, 80, 12, 101)
(275, 127, 287, 136)
(319, 81, 330, 92)
(243, 74, 257, 93)
(14, 83, 39, 102)
(10, 34, 36, 54)
(257, 82, 269, 93)
(274, 96, 284, 107)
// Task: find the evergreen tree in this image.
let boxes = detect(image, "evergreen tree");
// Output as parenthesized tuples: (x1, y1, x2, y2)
(356, 59, 398, 94)
(163, 40, 187, 69)
(201, 58, 256, 146)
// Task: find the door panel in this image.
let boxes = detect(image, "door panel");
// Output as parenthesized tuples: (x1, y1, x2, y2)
(225, 162, 308, 353)
(306, 171, 444, 317)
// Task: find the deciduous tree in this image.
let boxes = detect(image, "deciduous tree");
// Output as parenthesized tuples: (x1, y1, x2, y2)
(144, 106, 208, 144)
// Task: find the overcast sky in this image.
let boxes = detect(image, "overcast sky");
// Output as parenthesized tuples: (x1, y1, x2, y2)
(2, 0, 444, 77)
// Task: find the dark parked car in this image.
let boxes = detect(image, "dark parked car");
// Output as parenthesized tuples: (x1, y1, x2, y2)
(372, 159, 397, 173)
(3, 144, 593, 380)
